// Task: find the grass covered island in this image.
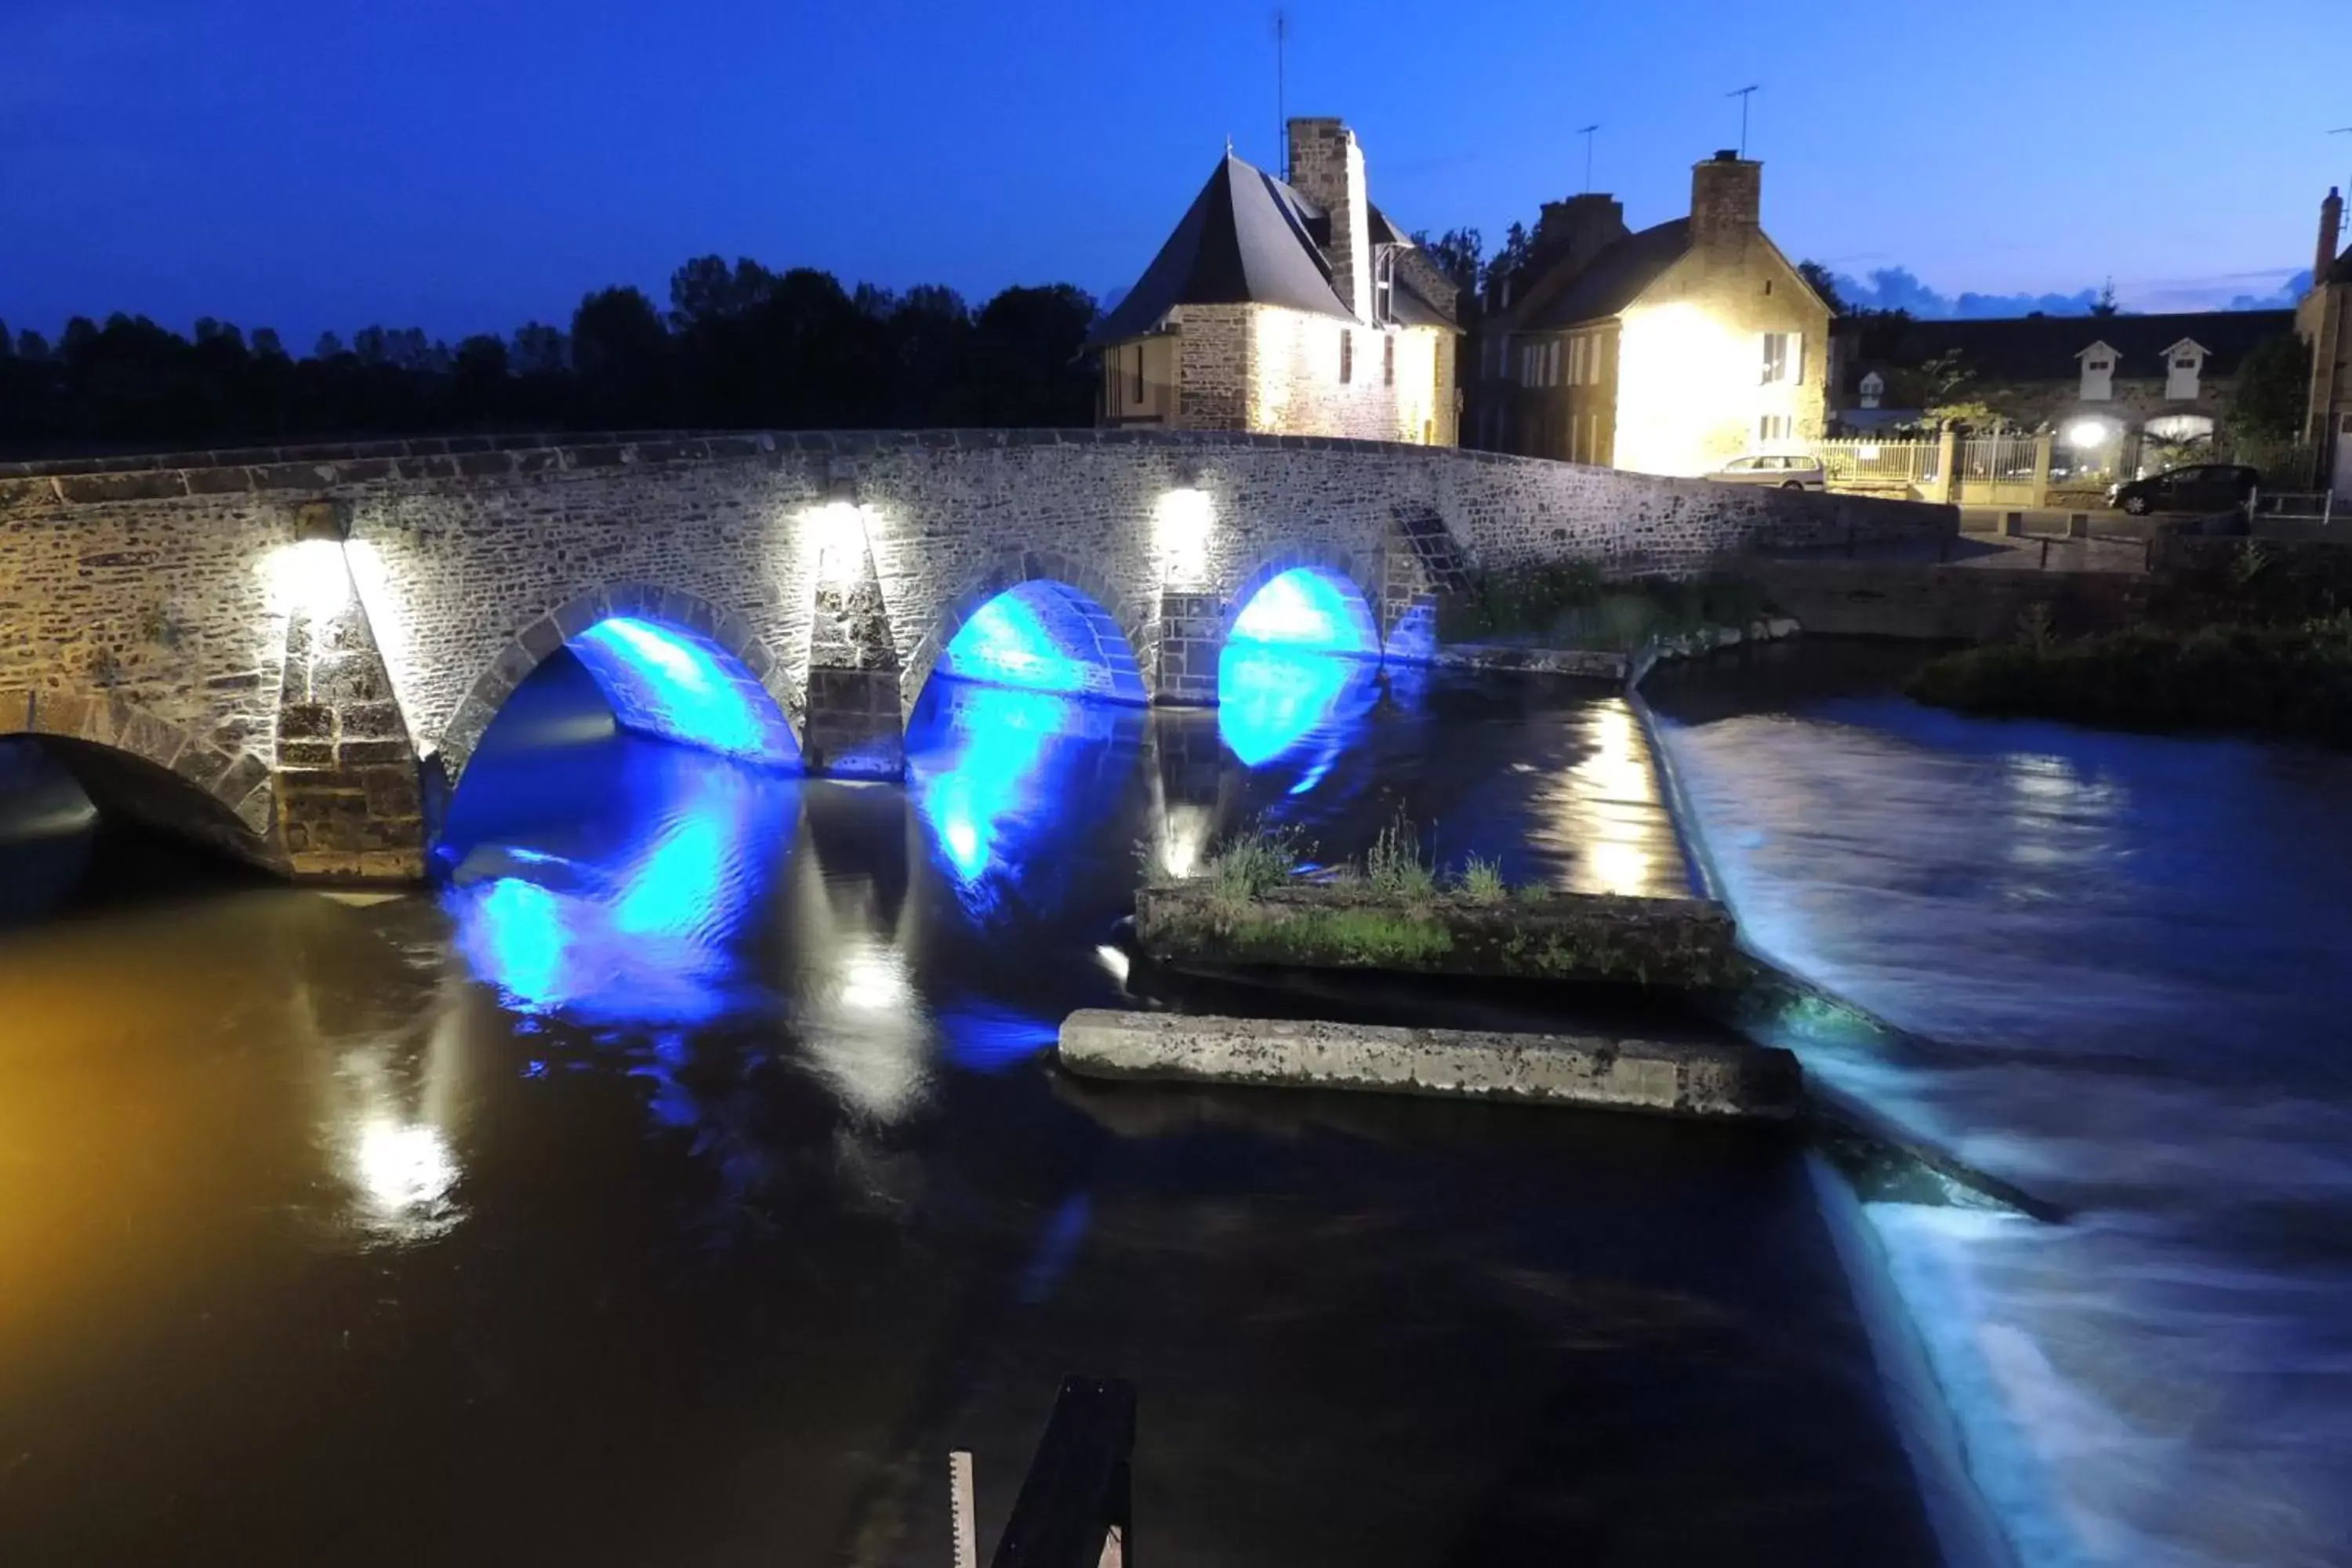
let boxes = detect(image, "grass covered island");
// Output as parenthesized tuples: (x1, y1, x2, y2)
(1137, 821, 1745, 988)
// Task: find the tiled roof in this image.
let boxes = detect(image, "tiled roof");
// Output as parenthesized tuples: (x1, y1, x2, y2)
(1515, 220, 1692, 332)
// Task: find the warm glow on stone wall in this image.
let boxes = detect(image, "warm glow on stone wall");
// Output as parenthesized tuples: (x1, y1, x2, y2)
(1152, 486, 1214, 586)
(1613, 302, 1752, 477)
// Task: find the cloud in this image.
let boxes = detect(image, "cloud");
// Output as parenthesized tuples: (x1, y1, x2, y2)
(1828, 264, 2310, 318)
(1831, 267, 2102, 318)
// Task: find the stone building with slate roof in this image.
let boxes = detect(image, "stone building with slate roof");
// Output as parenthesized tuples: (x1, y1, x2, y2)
(2298, 185, 2352, 494)
(1466, 152, 1832, 477)
(1090, 118, 1461, 444)
(1831, 307, 2297, 469)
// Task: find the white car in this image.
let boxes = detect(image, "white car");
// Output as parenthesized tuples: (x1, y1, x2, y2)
(1708, 454, 1827, 491)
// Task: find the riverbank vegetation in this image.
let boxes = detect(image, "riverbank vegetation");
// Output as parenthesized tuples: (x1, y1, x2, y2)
(1436, 563, 1774, 650)
(1144, 816, 1738, 984)
(1907, 615, 2352, 746)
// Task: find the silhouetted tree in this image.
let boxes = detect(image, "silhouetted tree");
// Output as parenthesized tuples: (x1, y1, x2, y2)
(1, 254, 1122, 456)
(571, 285, 673, 426)
(1414, 228, 1483, 296)
(1797, 260, 1846, 315)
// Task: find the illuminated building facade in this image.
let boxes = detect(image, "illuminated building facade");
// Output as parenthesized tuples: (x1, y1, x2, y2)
(2298, 186, 2352, 495)
(1468, 152, 1831, 476)
(1090, 118, 1461, 445)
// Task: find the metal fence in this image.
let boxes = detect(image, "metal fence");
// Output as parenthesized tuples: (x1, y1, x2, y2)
(1815, 438, 1939, 484)
(1958, 435, 2039, 484)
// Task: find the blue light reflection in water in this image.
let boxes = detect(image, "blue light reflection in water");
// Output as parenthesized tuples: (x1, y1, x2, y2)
(907, 678, 1145, 919)
(1215, 646, 1382, 782)
(569, 615, 799, 765)
(1218, 567, 1385, 783)
(445, 742, 795, 1029)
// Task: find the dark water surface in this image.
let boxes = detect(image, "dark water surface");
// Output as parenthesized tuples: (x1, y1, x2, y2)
(0, 655, 1937, 1566)
(1648, 644, 2352, 1568)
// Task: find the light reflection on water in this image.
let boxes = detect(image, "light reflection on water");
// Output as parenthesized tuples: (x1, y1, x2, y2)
(1653, 668, 2352, 1568)
(0, 653, 1952, 1566)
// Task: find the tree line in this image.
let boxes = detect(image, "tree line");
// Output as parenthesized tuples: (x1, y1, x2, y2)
(0, 257, 1101, 458)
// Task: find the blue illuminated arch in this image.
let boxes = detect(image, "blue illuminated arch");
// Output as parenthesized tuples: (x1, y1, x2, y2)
(446, 586, 800, 780)
(1226, 564, 1382, 657)
(933, 580, 1148, 704)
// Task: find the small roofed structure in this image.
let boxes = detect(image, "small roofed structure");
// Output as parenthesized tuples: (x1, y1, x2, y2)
(1091, 120, 1461, 444)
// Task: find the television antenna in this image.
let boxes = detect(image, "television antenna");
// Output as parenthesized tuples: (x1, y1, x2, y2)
(1728, 85, 1759, 158)
(1578, 125, 1600, 193)
(1276, 10, 1290, 178)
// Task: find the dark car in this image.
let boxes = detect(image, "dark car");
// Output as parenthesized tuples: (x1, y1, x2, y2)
(2107, 463, 2259, 517)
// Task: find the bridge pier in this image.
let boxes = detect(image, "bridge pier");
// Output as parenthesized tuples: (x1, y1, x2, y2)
(800, 529, 906, 779)
(272, 506, 429, 881)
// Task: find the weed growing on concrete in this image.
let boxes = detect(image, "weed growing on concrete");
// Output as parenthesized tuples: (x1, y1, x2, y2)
(1456, 855, 1508, 903)
(1363, 810, 1435, 898)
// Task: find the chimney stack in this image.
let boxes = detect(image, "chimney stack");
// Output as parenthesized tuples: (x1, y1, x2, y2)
(1535, 193, 1629, 277)
(1690, 150, 1762, 251)
(1287, 117, 1371, 321)
(2318, 187, 2343, 293)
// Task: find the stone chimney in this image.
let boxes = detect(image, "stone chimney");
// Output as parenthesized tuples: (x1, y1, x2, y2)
(1535, 193, 1629, 277)
(2318, 187, 2343, 291)
(1690, 150, 1763, 251)
(1287, 117, 1371, 321)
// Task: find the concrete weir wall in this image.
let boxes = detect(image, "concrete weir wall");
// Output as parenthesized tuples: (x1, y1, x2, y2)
(0, 430, 1951, 880)
(1058, 1009, 1803, 1120)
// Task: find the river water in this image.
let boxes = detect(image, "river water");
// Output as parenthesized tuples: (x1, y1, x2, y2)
(1647, 644, 2352, 1568)
(0, 652, 1937, 1566)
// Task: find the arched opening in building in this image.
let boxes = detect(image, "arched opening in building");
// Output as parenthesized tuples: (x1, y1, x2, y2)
(437, 641, 800, 1025)
(1217, 567, 1385, 776)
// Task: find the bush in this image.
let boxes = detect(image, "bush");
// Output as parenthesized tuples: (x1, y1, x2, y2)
(1906, 616, 2352, 745)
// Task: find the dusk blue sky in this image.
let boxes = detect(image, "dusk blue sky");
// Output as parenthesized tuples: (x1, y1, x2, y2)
(6, 0, 2347, 346)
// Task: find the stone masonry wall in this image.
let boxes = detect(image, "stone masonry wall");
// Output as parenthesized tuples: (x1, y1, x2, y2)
(1176, 307, 1250, 430)
(0, 430, 1954, 875)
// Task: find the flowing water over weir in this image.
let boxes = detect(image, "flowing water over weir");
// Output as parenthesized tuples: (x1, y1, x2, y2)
(0, 642, 1956, 1566)
(1646, 644, 2352, 1568)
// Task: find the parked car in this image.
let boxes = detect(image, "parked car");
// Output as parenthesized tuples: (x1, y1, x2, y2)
(2107, 463, 2259, 517)
(1708, 455, 1827, 491)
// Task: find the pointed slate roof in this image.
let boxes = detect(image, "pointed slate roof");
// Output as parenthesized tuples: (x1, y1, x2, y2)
(1090, 154, 1356, 345)
(1515, 220, 1693, 332)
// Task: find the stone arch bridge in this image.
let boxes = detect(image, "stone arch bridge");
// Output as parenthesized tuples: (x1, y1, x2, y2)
(0, 430, 1945, 881)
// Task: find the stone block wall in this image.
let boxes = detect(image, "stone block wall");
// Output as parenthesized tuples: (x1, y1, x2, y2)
(1176, 307, 1250, 430)
(0, 428, 1955, 880)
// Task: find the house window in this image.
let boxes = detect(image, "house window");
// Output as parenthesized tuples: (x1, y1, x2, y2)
(2165, 343, 2205, 401)
(2080, 347, 2115, 401)
(1860, 370, 1885, 410)
(1762, 332, 1793, 384)
(1520, 345, 1538, 387)
(1341, 329, 1353, 384)
(1544, 340, 1559, 387)
(1568, 336, 1586, 387)
(1131, 344, 1145, 405)
(1759, 414, 1792, 445)
(1384, 333, 1396, 387)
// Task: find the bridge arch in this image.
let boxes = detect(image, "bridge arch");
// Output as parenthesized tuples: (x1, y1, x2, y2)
(903, 549, 1152, 710)
(1, 689, 284, 872)
(1218, 546, 1386, 659)
(437, 584, 802, 784)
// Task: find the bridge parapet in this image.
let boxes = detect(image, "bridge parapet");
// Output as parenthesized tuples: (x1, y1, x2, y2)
(1, 430, 1955, 883)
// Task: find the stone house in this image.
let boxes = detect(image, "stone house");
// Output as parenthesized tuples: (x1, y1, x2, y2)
(1088, 118, 1461, 444)
(1831, 308, 2296, 474)
(2297, 185, 2352, 494)
(1465, 152, 1831, 477)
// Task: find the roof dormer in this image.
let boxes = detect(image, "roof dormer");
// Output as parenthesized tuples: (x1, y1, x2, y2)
(2077, 339, 2118, 402)
(2162, 337, 2209, 401)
